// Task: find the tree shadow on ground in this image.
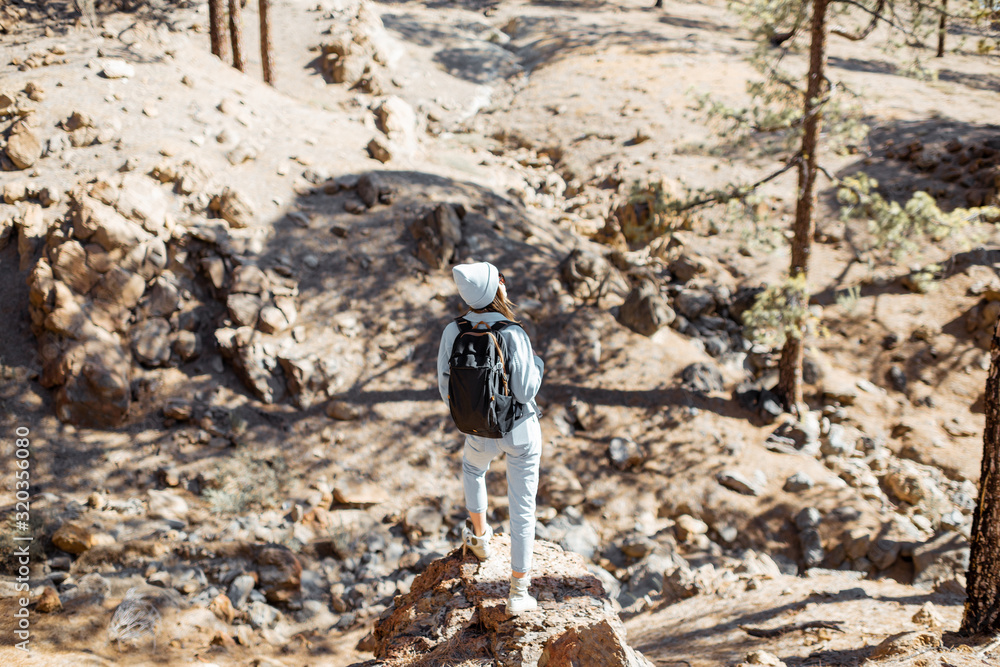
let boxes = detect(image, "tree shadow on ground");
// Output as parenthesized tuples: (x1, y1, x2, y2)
(3, 0, 186, 38)
(383, 8, 702, 81)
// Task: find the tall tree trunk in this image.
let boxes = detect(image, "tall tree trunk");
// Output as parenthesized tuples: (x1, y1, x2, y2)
(961, 314, 1000, 635)
(228, 0, 246, 73)
(209, 0, 228, 62)
(937, 0, 947, 57)
(259, 0, 274, 85)
(777, 0, 829, 413)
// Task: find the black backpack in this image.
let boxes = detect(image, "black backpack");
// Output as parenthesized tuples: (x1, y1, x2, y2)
(448, 317, 524, 438)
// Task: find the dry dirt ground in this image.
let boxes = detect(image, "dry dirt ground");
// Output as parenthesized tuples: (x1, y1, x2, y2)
(0, 0, 999, 664)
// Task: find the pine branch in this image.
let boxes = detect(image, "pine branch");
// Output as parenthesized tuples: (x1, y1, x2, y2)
(828, 0, 908, 33)
(676, 157, 802, 212)
(830, 0, 885, 40)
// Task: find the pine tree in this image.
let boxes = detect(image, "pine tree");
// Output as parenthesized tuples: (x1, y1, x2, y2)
(937, 0, 948, 56)
(259, 0, 274, 85)
(228, 0, 246, 73)
(776, 0, 829, 411)
(209, 0, 228, 62)
(962, 314, 1000, 635)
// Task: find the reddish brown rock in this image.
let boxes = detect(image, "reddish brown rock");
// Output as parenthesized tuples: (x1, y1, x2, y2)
(52, 521, 97, 554)
(353, 536, 653, 667)
(35, 587, 62, 613)
(255, 545, 301, 603)
(5, 123, 42, 169)
(53, 337, 131, 426)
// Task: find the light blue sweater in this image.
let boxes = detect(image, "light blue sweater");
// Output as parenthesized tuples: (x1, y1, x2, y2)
(437, 311, 544, 423)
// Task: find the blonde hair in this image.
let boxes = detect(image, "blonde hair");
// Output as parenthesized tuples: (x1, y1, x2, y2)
(470, 285, 519, 323)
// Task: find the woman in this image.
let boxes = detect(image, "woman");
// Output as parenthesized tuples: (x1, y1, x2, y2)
(437, 261, 545, 615)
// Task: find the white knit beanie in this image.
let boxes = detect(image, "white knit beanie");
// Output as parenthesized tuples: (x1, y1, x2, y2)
(453, 261, 500, 309)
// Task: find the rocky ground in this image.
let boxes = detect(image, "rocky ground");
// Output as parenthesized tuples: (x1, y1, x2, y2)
(0, 0, 999, 665)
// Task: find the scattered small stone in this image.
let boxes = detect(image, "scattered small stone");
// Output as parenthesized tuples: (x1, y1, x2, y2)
(228, 573, 256, 610)
(783, 472, 814, 493)
(868, 537, 901, 571)
(210, 593, 237, 623)
(675, 514, 709, 543)
(248, 601, 280, 629)
(326, 399, 362, 421)
(869, 631, 941, 660)
(680, 362, 724, 393)
(618, 280, 674, 336)
(887, 365, 907, 392)
(746, 650, 786, 667)
(718, 470, 763, 496)
(52, 522, 100, 554)
(911, 601, 943, 628)
(101, 59, 135, 79)
(35, 587, 62, 613)
(608, 436, 644, 470)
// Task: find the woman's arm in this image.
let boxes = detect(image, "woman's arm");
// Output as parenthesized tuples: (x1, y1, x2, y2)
(506, 327, 543, 404)
(437, 323, 458, 404)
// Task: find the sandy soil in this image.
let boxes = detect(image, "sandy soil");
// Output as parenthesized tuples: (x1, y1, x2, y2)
(0, 0, 998, 664)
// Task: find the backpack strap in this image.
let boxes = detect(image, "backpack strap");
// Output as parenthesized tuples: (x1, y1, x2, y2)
(454, 317, 516, 396)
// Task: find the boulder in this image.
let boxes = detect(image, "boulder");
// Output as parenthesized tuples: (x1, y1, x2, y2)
(228, 574, 256, 611)
(326, 399, 362, 421)
(608, 437, 644, 470)
(674, 514, 708, 543)
(820, 423, 857, 457)
(745, 650, 785, 666)
(680, 362, 724, 393)
(35, 587, 62, 613)
(618, 280, 674, 336)
(717, 470, 763, 496)
(145, 274, 180, 317)
(354, 535, 654, 667)
(869, 631, 941, 660)
(5, 123, 42, 169)
(17, 203, 47, 271)
(44, 281, 86, 338)
(408, 203, 462, 269)
(52, 522, 98, 554)
(72, 195, 151, 250)
(668, 254, 707, 284)
(230, 265, 268, 294)
(227, 293, 262, 328)
(662, 562, 719, 603)
(131, 318, 172, 366)
(783, 472, 814, 492)
(116, 174, 169, 234)
(375, 96, 417, 149)
(255, 545, 302, 604)
(100, 58, 135, 78)
(356, 172, 391, 208)
(52, 239, 100, 294)
(367, 137, 393, 163)
(211, 187, 254, 228)
(92, 266, 146, 311)
(54, 338, 131, 426)
(558, 248, 629, 302)
(215, 327, 283, 404)
(912, 532, 970, 588)
(673, 289, 715, 320)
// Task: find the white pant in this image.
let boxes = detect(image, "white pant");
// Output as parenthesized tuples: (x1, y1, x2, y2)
(462, 415, 542, 573)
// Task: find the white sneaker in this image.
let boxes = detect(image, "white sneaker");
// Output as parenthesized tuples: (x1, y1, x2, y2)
(507, 575, 538, 615)
(462, 519, 493, 561)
